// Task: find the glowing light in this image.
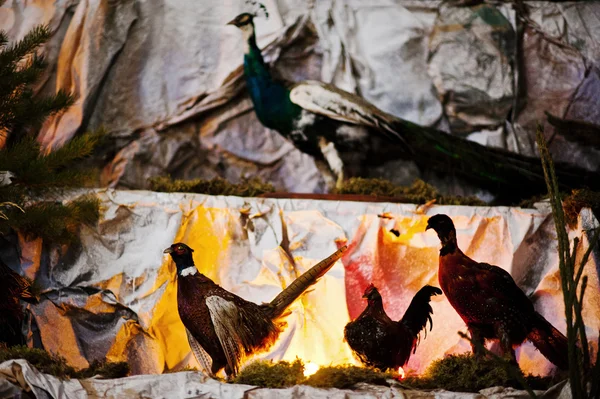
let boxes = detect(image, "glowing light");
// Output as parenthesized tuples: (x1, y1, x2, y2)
(396, 366, 406, 380)
(303, 362, 320, 377)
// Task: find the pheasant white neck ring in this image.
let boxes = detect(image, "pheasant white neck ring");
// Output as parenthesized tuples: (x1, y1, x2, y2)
(179, 266, 198, 277)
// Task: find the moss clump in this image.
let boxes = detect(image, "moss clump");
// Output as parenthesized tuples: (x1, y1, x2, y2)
(233, 359, 304, 388)
(75, 360, 130, 379)
(165, 366, 199, 373)
(335, 177, 399, 197)
(334, 178, 485, 206)
(304, 365, 396, 389)
(402, 354, 556, 393)
(0, 345, 76, 379)
(148, 176, 275, 197)
(517, 194, 547, 209)
(0, 346, 129, 380)
(562, 189, 600, 228)
(230, 361, 397, 390)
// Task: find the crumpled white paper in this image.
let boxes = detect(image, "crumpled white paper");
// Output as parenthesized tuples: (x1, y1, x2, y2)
(0, 359, 572, 399)
(6, 190, 598, 381)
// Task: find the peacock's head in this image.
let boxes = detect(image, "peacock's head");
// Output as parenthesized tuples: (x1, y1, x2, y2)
(227, 13, 255, 29)
(164, 242, 195, 270)
(426, 214, 456, 243)
(362, 283, 382, 302)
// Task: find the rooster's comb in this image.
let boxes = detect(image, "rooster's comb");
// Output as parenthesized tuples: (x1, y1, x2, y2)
(364, 283, 377, 294)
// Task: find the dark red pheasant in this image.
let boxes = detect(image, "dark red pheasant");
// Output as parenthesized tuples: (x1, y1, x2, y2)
(164, 243, 347, 378)
(426, 214, 568, 369)
(0, 259, 39, 346)
(344, 284, 442, 370)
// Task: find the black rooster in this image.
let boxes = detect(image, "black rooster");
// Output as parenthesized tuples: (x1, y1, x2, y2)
(344, 284, 442, 370)
(0, 259, 38, 347)
(164, 242, 347, 378)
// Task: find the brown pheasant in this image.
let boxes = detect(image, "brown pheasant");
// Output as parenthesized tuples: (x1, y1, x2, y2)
(426, 214, 568, 369)
(164, 243, 347, 378)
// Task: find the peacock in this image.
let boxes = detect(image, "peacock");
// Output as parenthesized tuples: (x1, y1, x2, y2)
(227, 13, 600, 200)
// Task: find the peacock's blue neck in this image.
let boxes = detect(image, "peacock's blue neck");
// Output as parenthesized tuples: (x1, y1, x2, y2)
(242, 29, 301, 134)
(243, 32, 269, 80)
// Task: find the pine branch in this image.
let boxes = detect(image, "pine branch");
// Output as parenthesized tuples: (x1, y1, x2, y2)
(0, 55, 46, 100)
(0, 25, 51, 68)
(2, 195, 101, 244)
(0, 25, 101, 246)
(11, 89, 73, 134)
(42, 130, 103, 170)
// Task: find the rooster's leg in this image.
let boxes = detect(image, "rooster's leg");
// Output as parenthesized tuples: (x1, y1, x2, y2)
(467, 325, 485, 357)
(497, 324, 517, 365)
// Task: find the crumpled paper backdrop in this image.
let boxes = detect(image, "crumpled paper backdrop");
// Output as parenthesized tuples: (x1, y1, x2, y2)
(0, 359, 573, 399)
(1, 1, 599, 192)
(4, 190, 598, 381)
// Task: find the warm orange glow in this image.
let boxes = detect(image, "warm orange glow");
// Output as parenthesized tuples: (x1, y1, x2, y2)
(396, 366, 405, 380)
(303, 362, 320, 377)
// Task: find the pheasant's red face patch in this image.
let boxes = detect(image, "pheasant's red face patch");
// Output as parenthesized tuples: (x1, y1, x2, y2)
(174, 245, 187, 255)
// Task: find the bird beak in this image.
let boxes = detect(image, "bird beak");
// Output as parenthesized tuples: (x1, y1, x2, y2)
(425, 222, 432, 231)
(163, 247, 173, 254)
(362, 292, 369, 299)
(226, 18, 237, 26)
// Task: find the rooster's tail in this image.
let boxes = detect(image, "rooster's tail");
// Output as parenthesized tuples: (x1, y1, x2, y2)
(400, 285, 443, 338)
(266, 246, 347, 319)
(527, 312, 569, 370)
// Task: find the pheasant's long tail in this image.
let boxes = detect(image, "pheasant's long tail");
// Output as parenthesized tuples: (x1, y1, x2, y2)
(527, 312, 569, 370)
(266, 246, 347, 318)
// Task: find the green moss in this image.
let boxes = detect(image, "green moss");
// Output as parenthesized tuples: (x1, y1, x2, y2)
(231, 361, 396, 390)
(74, 360, 130, 379)
(335, 177, 399, 197)
(148, 176, 275, 197)
(0, 346, 129, 380)
(233, 359, 304, 388)
(163, 365, 200, 374)
(0, 345, 76, 379)
(517, 194, 547, 209)
(304, 365, 396, 389)
(402, 354, 558, 393)
(562, 189, 600, 228)
(334, 178, 485, 206)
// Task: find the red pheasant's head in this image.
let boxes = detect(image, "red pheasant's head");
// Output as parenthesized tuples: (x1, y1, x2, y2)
(426, 214, 456, 245)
